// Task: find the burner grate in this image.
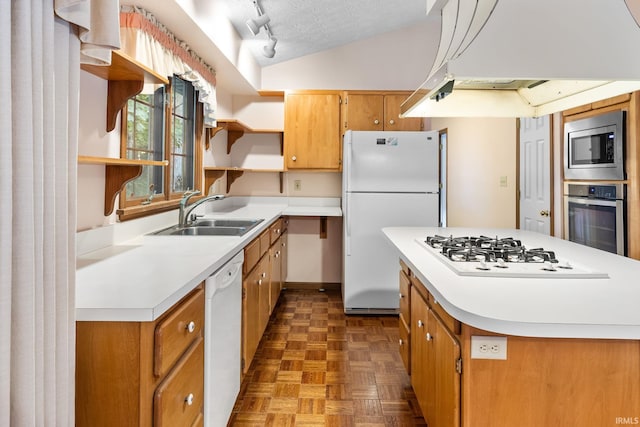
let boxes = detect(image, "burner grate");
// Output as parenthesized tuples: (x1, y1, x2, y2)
(425, 235, 558, 264)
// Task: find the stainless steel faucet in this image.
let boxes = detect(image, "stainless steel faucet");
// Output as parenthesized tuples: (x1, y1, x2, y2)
(178, 191, 225, 227)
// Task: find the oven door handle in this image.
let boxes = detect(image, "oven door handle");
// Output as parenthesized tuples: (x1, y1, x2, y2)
(565, 196, 619, 207)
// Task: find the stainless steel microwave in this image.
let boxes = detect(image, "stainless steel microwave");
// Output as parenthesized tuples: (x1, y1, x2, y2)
(563, 111, 625, 180)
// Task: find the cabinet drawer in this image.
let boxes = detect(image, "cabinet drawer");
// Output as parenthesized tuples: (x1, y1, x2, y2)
(154, 337, 204, 427)
(399, 270, 411, 326)
(244, 237, 260, 275)
(259, 229, 270, 257)
(154, 287, 204, 377)
(428, 293, 461, 335)
(399, 316, 411, 375)
(269, 218, 283, 246)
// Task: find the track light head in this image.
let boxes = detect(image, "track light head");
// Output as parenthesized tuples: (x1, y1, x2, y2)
(246, 14, 270, 35)
(263, 37, 277, 58)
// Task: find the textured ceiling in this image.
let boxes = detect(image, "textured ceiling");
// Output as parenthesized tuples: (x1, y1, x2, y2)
(217, 0, 430, 67)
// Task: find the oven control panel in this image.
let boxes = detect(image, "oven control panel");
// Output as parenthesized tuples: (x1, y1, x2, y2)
(566, 183, 621, 200)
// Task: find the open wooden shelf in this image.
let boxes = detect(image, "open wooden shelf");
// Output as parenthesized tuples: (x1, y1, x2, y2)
(204, 167, 284, 194)
(206, 119, 283, 153)
(81, 50, 169, 132)
(78, 155, 168, 216)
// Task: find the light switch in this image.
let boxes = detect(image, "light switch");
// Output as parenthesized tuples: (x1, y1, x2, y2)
(500, 176, 508, 187)
(294, 179, 302, 191)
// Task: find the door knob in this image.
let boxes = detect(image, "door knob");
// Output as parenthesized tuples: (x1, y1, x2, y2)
(540, 210, 550, 217)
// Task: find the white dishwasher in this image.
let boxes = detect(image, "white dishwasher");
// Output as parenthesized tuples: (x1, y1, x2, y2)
(204, 250, 244, 427)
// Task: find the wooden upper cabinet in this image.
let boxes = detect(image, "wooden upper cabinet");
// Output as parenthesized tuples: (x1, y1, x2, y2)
(284, 91, 342, 170)
(343, 92, 423, 132)
(344, 94, 385, 131)
(383, 94, 424, 131)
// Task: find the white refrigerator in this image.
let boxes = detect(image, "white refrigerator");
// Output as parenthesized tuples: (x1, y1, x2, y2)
(342, 130, 440, 313)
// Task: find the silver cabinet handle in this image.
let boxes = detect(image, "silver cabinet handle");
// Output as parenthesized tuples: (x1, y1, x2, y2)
(261, 272, 266, 278)
(417, 320, 423, 328)
(374, 119, 380, 125)
(399, 339, 403, 346)
(426, 333, 433, 341)
(399, 292, 404, 299)
(291, 156, 297, 161)
(186, 321, 195, 333)
(389, 119, 395, 125)
(258, 279, 263, 285)
(185, 393, 194, 406)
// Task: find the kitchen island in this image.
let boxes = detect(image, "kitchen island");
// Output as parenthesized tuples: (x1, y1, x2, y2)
(383, 227, 640, 427)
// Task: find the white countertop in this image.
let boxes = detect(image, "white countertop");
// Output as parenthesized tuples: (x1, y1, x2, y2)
(383, 227, 640, 339)
(76, 199, 342, 322)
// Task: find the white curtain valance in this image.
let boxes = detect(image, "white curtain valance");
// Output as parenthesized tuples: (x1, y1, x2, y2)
(54, 0, 121, 65)
(119, 6, 217, 127)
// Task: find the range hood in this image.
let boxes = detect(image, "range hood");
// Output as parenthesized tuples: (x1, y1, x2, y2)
(402, 0, 640, 117)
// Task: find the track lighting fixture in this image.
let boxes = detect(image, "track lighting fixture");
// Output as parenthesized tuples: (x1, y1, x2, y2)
(246, 13, 270, 36)
(263, 37, 277, 58)
(247, 0, 277, 58)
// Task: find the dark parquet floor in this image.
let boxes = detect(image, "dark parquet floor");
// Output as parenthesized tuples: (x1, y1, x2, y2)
(229, 289, 428, 427)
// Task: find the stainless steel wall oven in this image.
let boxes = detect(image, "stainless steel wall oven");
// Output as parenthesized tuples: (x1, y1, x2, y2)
(564, 182, 626, 256)
(564, 111, 625, 180)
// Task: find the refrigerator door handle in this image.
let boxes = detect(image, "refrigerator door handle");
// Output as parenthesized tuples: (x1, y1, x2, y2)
(345, 193, 351, 256)
(345, 136, 352, 192)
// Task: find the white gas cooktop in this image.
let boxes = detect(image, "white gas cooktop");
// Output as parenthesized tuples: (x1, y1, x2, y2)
(415, 238, 609, 279)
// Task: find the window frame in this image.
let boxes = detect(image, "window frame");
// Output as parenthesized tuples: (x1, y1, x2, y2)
(117, 75, 204, 221)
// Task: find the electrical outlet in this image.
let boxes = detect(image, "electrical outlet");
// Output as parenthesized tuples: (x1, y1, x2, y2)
(500, 175, 508, 187)
(471, 336, 507, 360)
(294, 179, 302, 191)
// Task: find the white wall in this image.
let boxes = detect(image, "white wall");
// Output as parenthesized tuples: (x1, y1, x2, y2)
(430, 117, 517, 228)
(77, 71, 122, 231)
(261, 21, 440, 91)
(286, 217, 342, 284)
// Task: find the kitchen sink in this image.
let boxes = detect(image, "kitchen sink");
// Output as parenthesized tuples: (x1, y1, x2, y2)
(149, 218, 264, 237)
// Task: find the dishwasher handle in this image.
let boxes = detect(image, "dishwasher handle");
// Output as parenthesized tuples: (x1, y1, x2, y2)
(206, 252, 244, 297)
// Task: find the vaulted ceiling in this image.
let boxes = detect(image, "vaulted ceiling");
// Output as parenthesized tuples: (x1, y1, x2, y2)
(216, 0, 430, 66)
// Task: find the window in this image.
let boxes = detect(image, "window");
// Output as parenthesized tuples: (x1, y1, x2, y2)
(118, 75, 203, 220)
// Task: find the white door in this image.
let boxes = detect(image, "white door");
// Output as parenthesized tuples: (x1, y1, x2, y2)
(343, 192, 439, 311)
(519, 116, 551, 234)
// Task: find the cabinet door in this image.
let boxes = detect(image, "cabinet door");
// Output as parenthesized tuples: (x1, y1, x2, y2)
(383, 94, 423, 131)
(344, 94, 384, 131)
(242, 267, 261, 373)
(410, 287, 430, 418)
(429, 308, 461, 427)
(257, 255, 271, 336)
(280, 229, 288, 290)
(284, 92, 342, 169)
(269, 238, 282, 314)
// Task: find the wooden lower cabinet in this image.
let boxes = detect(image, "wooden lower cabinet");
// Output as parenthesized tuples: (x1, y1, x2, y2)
(270, 236, 283, 313)
(398, 264, 411, 374)
(242, 259, 262, 373)
(242, 217, 287, 374)
(401, 260, 640, 427)
(76, 286, 205, 427)
(410, 286, 461, 427)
